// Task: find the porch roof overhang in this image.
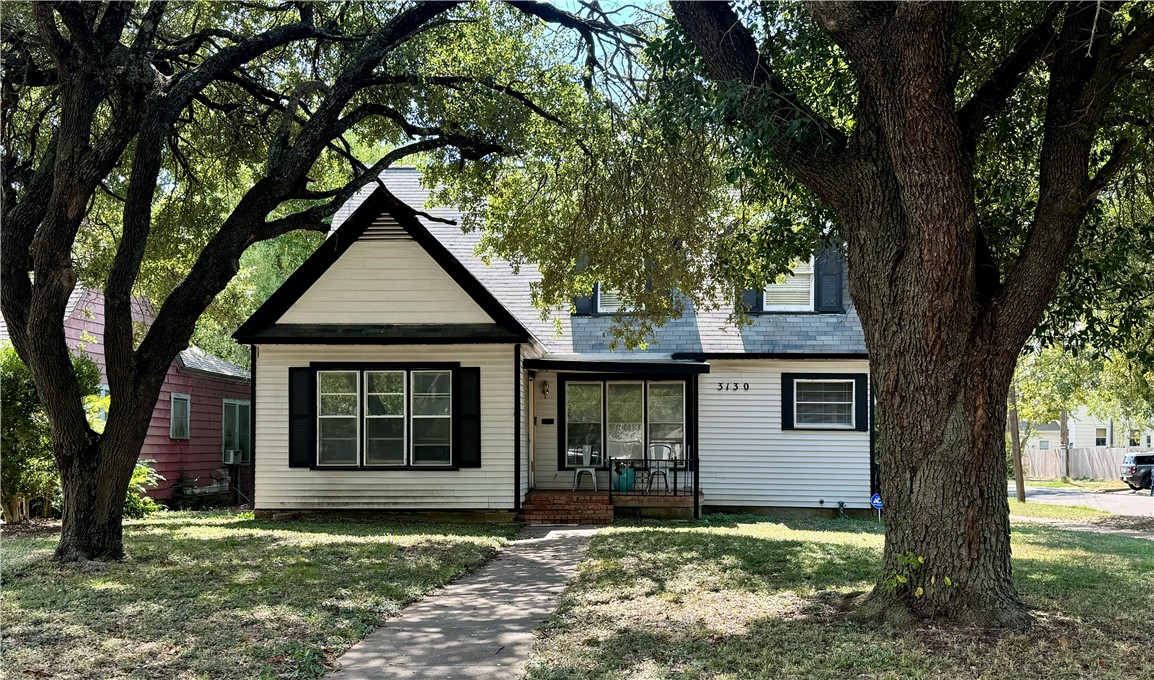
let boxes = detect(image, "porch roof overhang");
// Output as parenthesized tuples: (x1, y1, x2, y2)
(524, 354, 710, 375)
(236, 323, 528, 344)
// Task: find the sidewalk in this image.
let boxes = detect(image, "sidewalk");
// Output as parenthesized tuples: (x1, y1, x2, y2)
(326, 525, 599, 679)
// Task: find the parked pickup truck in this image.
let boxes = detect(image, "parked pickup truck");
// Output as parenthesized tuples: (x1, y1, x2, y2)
(1120, 453, 1153, 491)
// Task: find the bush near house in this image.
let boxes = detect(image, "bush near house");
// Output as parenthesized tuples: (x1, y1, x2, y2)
(527, 516, 1153, 680)
(0, 343, 100, 523)
(0, 512, 519, 679)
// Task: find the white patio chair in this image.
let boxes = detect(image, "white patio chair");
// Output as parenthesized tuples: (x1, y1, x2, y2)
(570, 444, 601, 491)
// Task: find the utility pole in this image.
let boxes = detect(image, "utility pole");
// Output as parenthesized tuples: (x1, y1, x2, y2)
(1060, 408, 1070, 480)
(1008, 383, 1026, 503)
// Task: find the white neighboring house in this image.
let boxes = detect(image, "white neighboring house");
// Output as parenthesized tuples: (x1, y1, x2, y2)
(1023, 405, 1154, 451)
(234, 168, 873, 520)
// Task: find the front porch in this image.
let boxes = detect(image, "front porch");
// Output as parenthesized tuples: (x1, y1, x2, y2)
(519, 489, 703, 524)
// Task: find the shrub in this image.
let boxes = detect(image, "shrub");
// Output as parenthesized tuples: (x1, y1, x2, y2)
(123, 460, 165, 518)
(1, 342, 100, 523)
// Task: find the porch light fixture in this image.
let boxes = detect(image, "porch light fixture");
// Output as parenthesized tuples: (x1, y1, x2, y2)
(542, 380, 551, 399)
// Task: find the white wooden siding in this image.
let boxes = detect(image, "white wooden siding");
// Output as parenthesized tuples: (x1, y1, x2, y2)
(277, 237, 494, 325)
(532, 371, 597, 489)
(255, 344, 517, 510)
(699, 360, 871, 509)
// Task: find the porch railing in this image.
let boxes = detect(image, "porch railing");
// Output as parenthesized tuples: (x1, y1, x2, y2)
(607, 452, 697, 500)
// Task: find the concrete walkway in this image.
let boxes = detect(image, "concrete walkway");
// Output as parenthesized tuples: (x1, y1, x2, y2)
(326, 525, 599, 679)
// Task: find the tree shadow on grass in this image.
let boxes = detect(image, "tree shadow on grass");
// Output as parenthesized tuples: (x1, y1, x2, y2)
(1, 522, 515, 680)
(527, 522, 1154, 680)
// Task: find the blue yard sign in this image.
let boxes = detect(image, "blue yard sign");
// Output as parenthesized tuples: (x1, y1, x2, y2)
(870, 493, 884, 510)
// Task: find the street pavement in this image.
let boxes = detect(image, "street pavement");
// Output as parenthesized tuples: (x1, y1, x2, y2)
(1008, 484, 1154, 517)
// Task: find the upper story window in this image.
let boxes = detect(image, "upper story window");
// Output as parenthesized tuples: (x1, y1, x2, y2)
(169, 393, 191, 440)
(596, 285, 623, 314)
(763, 259, 814, 312)
(1095, 427, 1108, 447)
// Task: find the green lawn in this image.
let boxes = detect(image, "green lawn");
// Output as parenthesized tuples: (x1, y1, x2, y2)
(526, 515, 1154, 680)
(1008, 500, 1114, 521)
(1, 511, 518, 680)
(1021, 480, 1125, 491)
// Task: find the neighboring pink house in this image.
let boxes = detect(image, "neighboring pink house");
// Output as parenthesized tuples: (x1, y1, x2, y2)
(1, 288, 252, 503)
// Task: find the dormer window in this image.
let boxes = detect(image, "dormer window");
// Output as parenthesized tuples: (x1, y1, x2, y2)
(742, 248, 845, 314)
(762, 258, 814, 312)
(596, 285, 623, 314)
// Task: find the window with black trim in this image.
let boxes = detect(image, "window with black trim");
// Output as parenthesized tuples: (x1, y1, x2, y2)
(794, 379, 855, 428)
(170, 393, 190, 440)
(561, 378, 686, 468)
(315, 368, 454, 468)
(781, 373, 868, 432)
(289, 364, 479, 471)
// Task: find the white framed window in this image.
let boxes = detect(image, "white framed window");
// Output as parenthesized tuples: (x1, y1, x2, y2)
(793, 379, 855, 429)
(222, 399, 251, 463)
(596, 286, 623, 313)
(169, 393, 191, 440)
(411, 370, 452, 465)
(648, 381, 686, 459)
(562, 379, 687, 468)
(763, 258, 814, 312)
(1129, 430, 1140, 447)
(1095, 428, 1107, 447)
(317, 371, 359, 466)
(1039, 440, 1050, 450)
(365, 371, 406, 466)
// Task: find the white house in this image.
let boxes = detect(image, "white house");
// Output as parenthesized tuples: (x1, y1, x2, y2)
(235, 169, 873, 521)
(1024, 405, 1154, 451)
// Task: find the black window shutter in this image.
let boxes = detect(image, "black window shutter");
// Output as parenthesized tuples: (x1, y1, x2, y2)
(740, 288, 763, 313)
(854, 375, 869, 432)
(288, 367, 315, 468)
(781, 374, 796, 430)
(572, 290, 595, 315)
(454, 367, 482, 467)
(814, 249, 844, 313)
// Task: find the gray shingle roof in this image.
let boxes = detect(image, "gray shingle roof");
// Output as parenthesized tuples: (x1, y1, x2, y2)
(335, 169, 867, 357)
(0, 285, 88, 342)
(178, 346, 249, 380)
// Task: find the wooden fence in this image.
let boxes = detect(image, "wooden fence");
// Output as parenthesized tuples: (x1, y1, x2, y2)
(1023, 446, 1145, 480)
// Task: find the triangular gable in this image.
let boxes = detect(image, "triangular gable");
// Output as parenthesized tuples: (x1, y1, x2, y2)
(234, 185, 529, 342)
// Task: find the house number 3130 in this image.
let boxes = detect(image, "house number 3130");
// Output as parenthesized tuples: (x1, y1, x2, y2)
(717, 382, 750, 391)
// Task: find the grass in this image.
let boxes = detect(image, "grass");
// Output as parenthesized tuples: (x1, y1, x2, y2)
(0, 511, 519, 679)
(526, 514, 1154, 680)
(1020, 479, 1125, 491)
(1007, 501, 1114, 521)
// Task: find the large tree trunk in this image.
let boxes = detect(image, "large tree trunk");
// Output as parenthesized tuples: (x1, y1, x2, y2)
(857, 337, 1028, 627)
(54, 441, 131, 561)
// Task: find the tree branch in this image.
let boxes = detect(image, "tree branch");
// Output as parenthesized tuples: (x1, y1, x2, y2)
(1113, 11, 1154, 66)
(669, 1, 848, 203)
(958, 3, 1061, 143)
(1086, 137, 1132, 199)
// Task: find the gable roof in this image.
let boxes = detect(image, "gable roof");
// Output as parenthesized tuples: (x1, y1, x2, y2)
(177, 346, 249, 381)
(0, 284, 88, 342)
(238, 168, 866, 357)
(234, 181, 531, 344)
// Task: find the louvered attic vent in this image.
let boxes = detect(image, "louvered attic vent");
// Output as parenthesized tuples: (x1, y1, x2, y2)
(358, 215, 409, 241)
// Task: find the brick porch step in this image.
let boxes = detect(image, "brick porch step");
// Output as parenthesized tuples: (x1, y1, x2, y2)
(519, 491, 614, 525)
